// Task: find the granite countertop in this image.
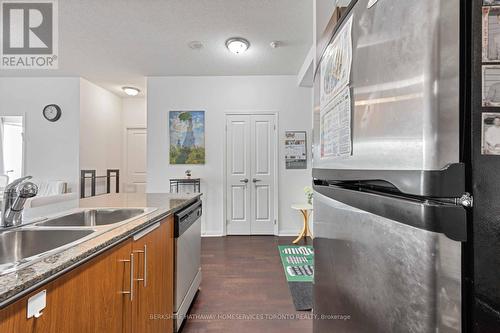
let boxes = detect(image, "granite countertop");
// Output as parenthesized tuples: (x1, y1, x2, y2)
(0, 192, 201, 308)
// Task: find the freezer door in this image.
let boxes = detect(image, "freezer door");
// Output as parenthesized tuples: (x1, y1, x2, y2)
(313, 0, 461, 172)
(313, 191, 463, 333)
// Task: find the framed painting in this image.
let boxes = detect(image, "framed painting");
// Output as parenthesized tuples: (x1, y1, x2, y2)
(169, 111, 205, 164)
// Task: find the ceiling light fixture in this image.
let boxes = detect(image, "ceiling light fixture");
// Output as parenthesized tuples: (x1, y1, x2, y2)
(225, 37, 250, 54)
(122, 86, 140, 96)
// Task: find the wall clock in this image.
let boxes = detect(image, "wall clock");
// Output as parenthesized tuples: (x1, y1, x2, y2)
(42, 104, 62, 122)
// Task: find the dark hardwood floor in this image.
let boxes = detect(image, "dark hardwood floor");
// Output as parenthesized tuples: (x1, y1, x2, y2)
(181, 236, 313, 333)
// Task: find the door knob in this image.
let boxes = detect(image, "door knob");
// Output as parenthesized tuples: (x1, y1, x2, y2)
(240, 179, 249, 183)
(252, 178, 261, 183)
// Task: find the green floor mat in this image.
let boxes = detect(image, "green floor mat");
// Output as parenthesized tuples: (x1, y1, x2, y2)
(278, 245, 314, 282)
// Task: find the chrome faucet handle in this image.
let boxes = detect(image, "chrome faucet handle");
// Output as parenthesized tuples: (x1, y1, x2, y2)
(1, 178, 37, 228)
(4, 176, 33, 194)
(10, 182, 38, 212)
(17, 182, 38, 198)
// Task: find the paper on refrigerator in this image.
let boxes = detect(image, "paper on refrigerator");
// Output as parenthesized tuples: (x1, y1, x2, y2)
(320, 86, 352, 159)
(320, 16, 353, 109)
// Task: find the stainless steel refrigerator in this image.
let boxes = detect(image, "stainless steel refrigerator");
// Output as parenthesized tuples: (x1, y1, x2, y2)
(312, 0, 469, 332)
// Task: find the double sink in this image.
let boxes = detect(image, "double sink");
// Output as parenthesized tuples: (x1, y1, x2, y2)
(0, 208, 156, 275)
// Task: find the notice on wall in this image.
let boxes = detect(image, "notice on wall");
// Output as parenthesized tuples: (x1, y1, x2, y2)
(320, 16, 353, 109)
(285, 131, 307, 169)
(320, 86, 352, 159)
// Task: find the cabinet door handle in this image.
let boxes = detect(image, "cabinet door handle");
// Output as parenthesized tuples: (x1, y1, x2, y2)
(133, 244, 147, 287)
(130, 253, 134, 301)
(239, 178, 249, 183)
(143, 244, 147, 287)
(119, 253, 134, 301)
(252, 178, 261, 183)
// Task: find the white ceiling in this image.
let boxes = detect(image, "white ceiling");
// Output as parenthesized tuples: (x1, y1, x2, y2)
(0, 0, 313, 96)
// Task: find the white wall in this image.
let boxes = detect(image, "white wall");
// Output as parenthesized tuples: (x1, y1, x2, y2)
(0, 77, 80, 192)
(147, 76, 312, 236)
(0, 77, 81, 217)
(123, 97, 147, 128)
(80, 79, 123, 194)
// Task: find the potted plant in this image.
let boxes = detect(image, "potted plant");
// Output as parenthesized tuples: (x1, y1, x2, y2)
(304, 186, 313, 205)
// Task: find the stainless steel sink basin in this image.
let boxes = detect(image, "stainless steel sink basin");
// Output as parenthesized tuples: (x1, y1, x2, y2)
(36, 208, 146, 227)
(0, 229, 94, 268)
(0, 207, 153, 275)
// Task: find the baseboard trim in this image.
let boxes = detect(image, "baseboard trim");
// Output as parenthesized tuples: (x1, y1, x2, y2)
(278, 231, 301, 237)
(201, 232, 304, 237)
(201, 233, 224, 237)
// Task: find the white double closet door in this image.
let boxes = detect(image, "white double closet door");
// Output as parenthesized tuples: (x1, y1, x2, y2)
(226, 114, 277, 235)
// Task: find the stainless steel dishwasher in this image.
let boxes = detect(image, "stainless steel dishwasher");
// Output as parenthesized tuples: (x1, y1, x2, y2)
(173, 199, 202, 332)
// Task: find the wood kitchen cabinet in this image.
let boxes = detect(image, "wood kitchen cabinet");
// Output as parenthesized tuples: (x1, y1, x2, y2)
(131, 217, 173, 333)
(0, 215, 174, 333)
(0, 239, 133, 333)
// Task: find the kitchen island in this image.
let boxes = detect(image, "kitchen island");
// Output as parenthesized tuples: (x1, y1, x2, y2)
(0, 192, 201, 332)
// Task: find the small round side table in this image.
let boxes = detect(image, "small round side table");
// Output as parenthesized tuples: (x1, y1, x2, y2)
(291, 203, 313, 244)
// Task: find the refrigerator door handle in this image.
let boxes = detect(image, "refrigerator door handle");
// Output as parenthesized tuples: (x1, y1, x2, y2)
(313, 184, 467, 242)
(312, 163, 465, 198)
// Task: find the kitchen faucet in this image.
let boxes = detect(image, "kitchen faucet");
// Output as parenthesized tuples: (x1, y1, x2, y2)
(1, 176, 38, 228)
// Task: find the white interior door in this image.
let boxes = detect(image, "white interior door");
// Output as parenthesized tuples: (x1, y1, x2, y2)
(125, 128, 147, 193)
(250, 115, 275, 234)
(226, 115, 252, 234)
(226, 114, 276, 235)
